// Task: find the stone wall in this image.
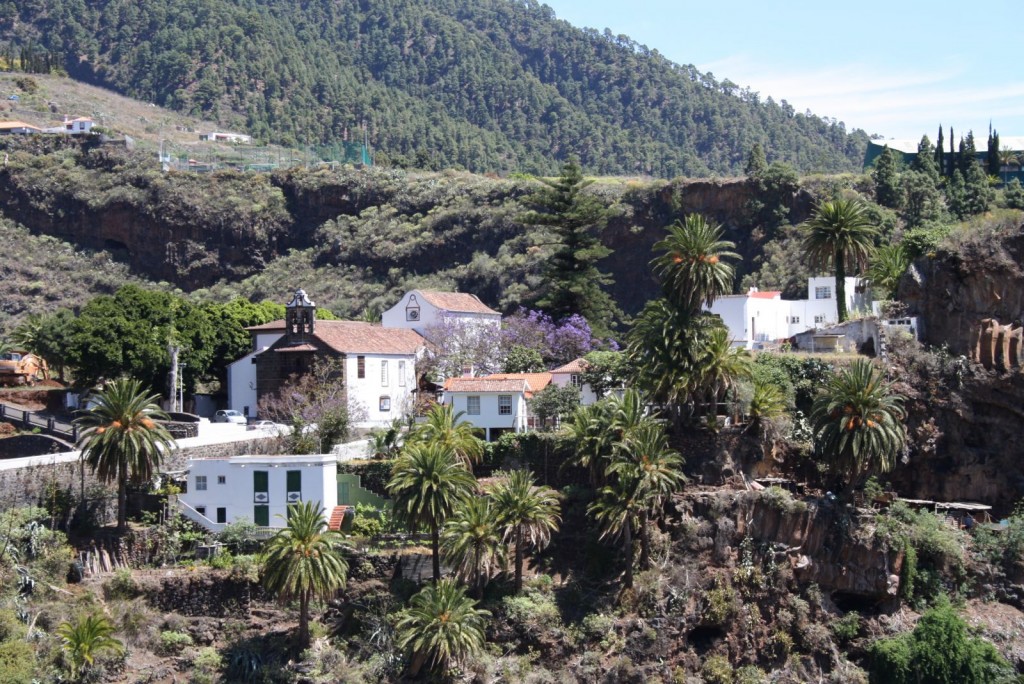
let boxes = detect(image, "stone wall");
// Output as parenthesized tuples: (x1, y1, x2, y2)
(143, 570, 264, 618)
(0, 434, 74, 459)
(0, 438, 273, 515)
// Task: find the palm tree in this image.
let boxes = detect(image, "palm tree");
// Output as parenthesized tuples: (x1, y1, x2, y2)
(610, 420, 685, 570)
(651, 214, 739, 314)
(261, 500, 349, 651)
(801, 198, 878, 323)
(396, 578, 490, 678)
(589, 471, 644, 589)
(387, 443, 477, 581)
(694, 326, 752, 420)
(368, 418, 404, 459)
(809, 359, 906, 496)
(74, 378, 175, 532)
(440, 496, 506, 598)
(865, 244, 911, 301)
(490, 469, 561, 594)
(57, 613, 124, 682)
(10, 314, 43, 354)
(746, 375, 792, 445)
(569, 401, 616, 487)
(407, 403, 485, 468)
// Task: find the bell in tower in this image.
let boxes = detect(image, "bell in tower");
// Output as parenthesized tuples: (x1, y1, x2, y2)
(285, 288, 316, 340)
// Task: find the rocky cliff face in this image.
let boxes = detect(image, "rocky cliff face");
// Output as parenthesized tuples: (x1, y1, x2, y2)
(893, 218, 1024, 512)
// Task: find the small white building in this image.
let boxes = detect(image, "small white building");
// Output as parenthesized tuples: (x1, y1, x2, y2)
(549, 358, 599, 405)
(177, 454, 338, 531)
(382, 290, 501, 338)
(43, 116, 94, 135)
(199, 131, 253, 144)
(442, 375, 544, 441)
(708, 277, 868, 349)
(0, 121, 43, 135)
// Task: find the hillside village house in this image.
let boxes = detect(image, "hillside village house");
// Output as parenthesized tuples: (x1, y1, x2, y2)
(178, 454, 338, 530)
(228, 288, 504, 427)
(707, 277, 868, 349)
(443, 373, 552, 441)
(549, 358, 600, 405)
(43, 116, 94, 135)
(0, 121, 43, 135)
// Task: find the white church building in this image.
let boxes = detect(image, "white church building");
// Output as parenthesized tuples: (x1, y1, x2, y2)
(708, 277, 868, 349)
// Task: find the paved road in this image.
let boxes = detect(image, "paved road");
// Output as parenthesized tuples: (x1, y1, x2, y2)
(0, 421, 268, 471)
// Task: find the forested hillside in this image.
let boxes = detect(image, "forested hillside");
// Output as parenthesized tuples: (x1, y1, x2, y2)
(1, 0, 868, 176)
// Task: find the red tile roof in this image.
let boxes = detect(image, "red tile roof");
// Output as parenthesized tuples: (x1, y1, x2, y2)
(246, 321, 287, 332)
(749, 291, 782, 299)
(314, 321, 426, 355)
(417, 290, 499, 315)
(444, 377, 530, 393)
(551, 359, 588, 374)
(484, 372, 552, 392)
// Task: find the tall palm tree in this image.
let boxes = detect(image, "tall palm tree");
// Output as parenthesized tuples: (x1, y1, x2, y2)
(490, 469, 561, 594)
(262, 500, 349, 651)
(651, 214, 739, 314)
(57, 613, 124, 682)
(865, 243, 911, 301)
(801, 198, 878, 323)
(387, 443, 477, 581)
(74, 378, 175, 532)
(809, 359, 906, 496)
(407, 403, 485, 468)
(440, 496, 507, 598)
(694, 327, 752, 420)
(746, 375, 792, 445)
(588, 470, 644, 589)
(610, 420, 685, 570)
(396, 578, 490, 678)
(569, 401, 616, 487)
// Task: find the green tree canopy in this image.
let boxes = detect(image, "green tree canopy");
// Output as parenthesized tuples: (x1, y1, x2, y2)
(397, 579, 489, 679)
(490, 469, 561, 594)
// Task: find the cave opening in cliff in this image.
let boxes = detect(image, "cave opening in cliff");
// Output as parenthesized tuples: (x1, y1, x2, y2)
(686, 625, 725, 653)
(831, 591, 883, 616)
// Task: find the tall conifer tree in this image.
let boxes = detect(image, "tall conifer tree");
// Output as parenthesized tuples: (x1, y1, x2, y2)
(935, 125, 945, 177)
(987, 125, 1001, 177)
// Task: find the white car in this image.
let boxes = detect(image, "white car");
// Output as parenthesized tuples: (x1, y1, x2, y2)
(247, 420, 287, 433)
(212, 410, 247, 425)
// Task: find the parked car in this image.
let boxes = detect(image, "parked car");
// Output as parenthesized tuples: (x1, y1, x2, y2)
(247, 420, 287, 433)
(212, 410, 247, 425)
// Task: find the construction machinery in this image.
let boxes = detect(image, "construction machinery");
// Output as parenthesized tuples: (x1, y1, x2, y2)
(0, 351, 49, 387)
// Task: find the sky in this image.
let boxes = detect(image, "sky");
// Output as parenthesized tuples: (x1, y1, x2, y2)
(541, 0, 1024, 143)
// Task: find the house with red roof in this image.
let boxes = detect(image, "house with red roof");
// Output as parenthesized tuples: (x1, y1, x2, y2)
(442, 372, 551, 441)
(707, 277, 868, 349)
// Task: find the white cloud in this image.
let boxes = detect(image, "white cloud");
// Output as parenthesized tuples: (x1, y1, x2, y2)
(697, 54, 1024, 138)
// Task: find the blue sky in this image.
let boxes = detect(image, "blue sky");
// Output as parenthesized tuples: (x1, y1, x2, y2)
(541, 0, 1024, 142)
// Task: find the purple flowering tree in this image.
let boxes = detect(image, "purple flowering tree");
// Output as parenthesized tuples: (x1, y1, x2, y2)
(500, 309, 600, 368)
(419, 313, 504, 382)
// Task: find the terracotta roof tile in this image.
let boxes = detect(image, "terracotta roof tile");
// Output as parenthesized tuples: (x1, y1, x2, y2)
(417, 290, 499, 315)
(749, 291, 782, 300)
(444, 378, 529, 393)
(484, 372, 552, 392)
(314, 321, 426, 355)
(551, 359, 588, 374)
(246, 321, 287, 331)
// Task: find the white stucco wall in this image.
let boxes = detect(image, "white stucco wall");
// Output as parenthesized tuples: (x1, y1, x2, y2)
(549, 372, 598, 405)
(227, 332, 283, 417)
(346, 352, 418, 428)
(444, 391, 528, 440)
(179, 454, 337, 529)
(381, 290, 501, 337)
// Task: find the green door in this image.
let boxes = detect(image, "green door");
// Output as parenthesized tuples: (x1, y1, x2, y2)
(254, 505, 269, 526)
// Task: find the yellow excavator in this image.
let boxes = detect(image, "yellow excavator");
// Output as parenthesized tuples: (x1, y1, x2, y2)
(0, 350, 49, 387)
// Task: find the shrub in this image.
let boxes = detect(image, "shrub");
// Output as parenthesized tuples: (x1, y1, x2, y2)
(191, 647, 223, 684)
(208, 550, 234, 570)
(217, 519, 262, 554)
(703, 585, 738, 625)
(868, 598, 1013, 684)
(158, 630, 194, 656)
(735, 666, 767, 684)
(701, 654, 733, 684)
(502, 590, 562, 634)
(103, 568, 140, 600)
(0, 640, 35, 684)
(579, 613, 615, 642)
(832, 611, 861, 643)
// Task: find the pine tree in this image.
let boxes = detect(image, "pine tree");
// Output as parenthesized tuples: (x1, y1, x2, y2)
(959, 131, 978, 175)
(521, 159, 620, 337)
(912, 136, 939, 181)
(949, 127, 955, 178)
(1005, 178, 1024, 210)
(987, 126, 1001, 177)
(935, 125, 945, 177)
(872, 146, 902, 209)
(745, 143, 767, 178)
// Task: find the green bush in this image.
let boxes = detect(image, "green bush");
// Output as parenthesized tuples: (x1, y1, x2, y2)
(502, 590, 562, 634)
(208, 550, 234, 570)
(103, 568, 140, 600)
(868, 598, 1013, 684)
(701, 654, 733, 684)
(217, 519, 262, 554)
(191, 647, 223, 684)
(875, 502, 967, 603)
(158, 630, 194, 656)
(703, 585, 738, 625)
(0, 640, 36, 684)
(832, 611, 861, 643)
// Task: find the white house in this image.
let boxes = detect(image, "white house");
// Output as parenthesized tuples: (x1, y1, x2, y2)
(382, 290, 501, 338)
(227, 321, 286, 418)
(549, 359, 600, 405)
(199, 131, 253, 144)
(708, 277, 868, 349)
(177, 454, 339, 532)
(44, 116, 94, 135)
(442, 373, 550, 441)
